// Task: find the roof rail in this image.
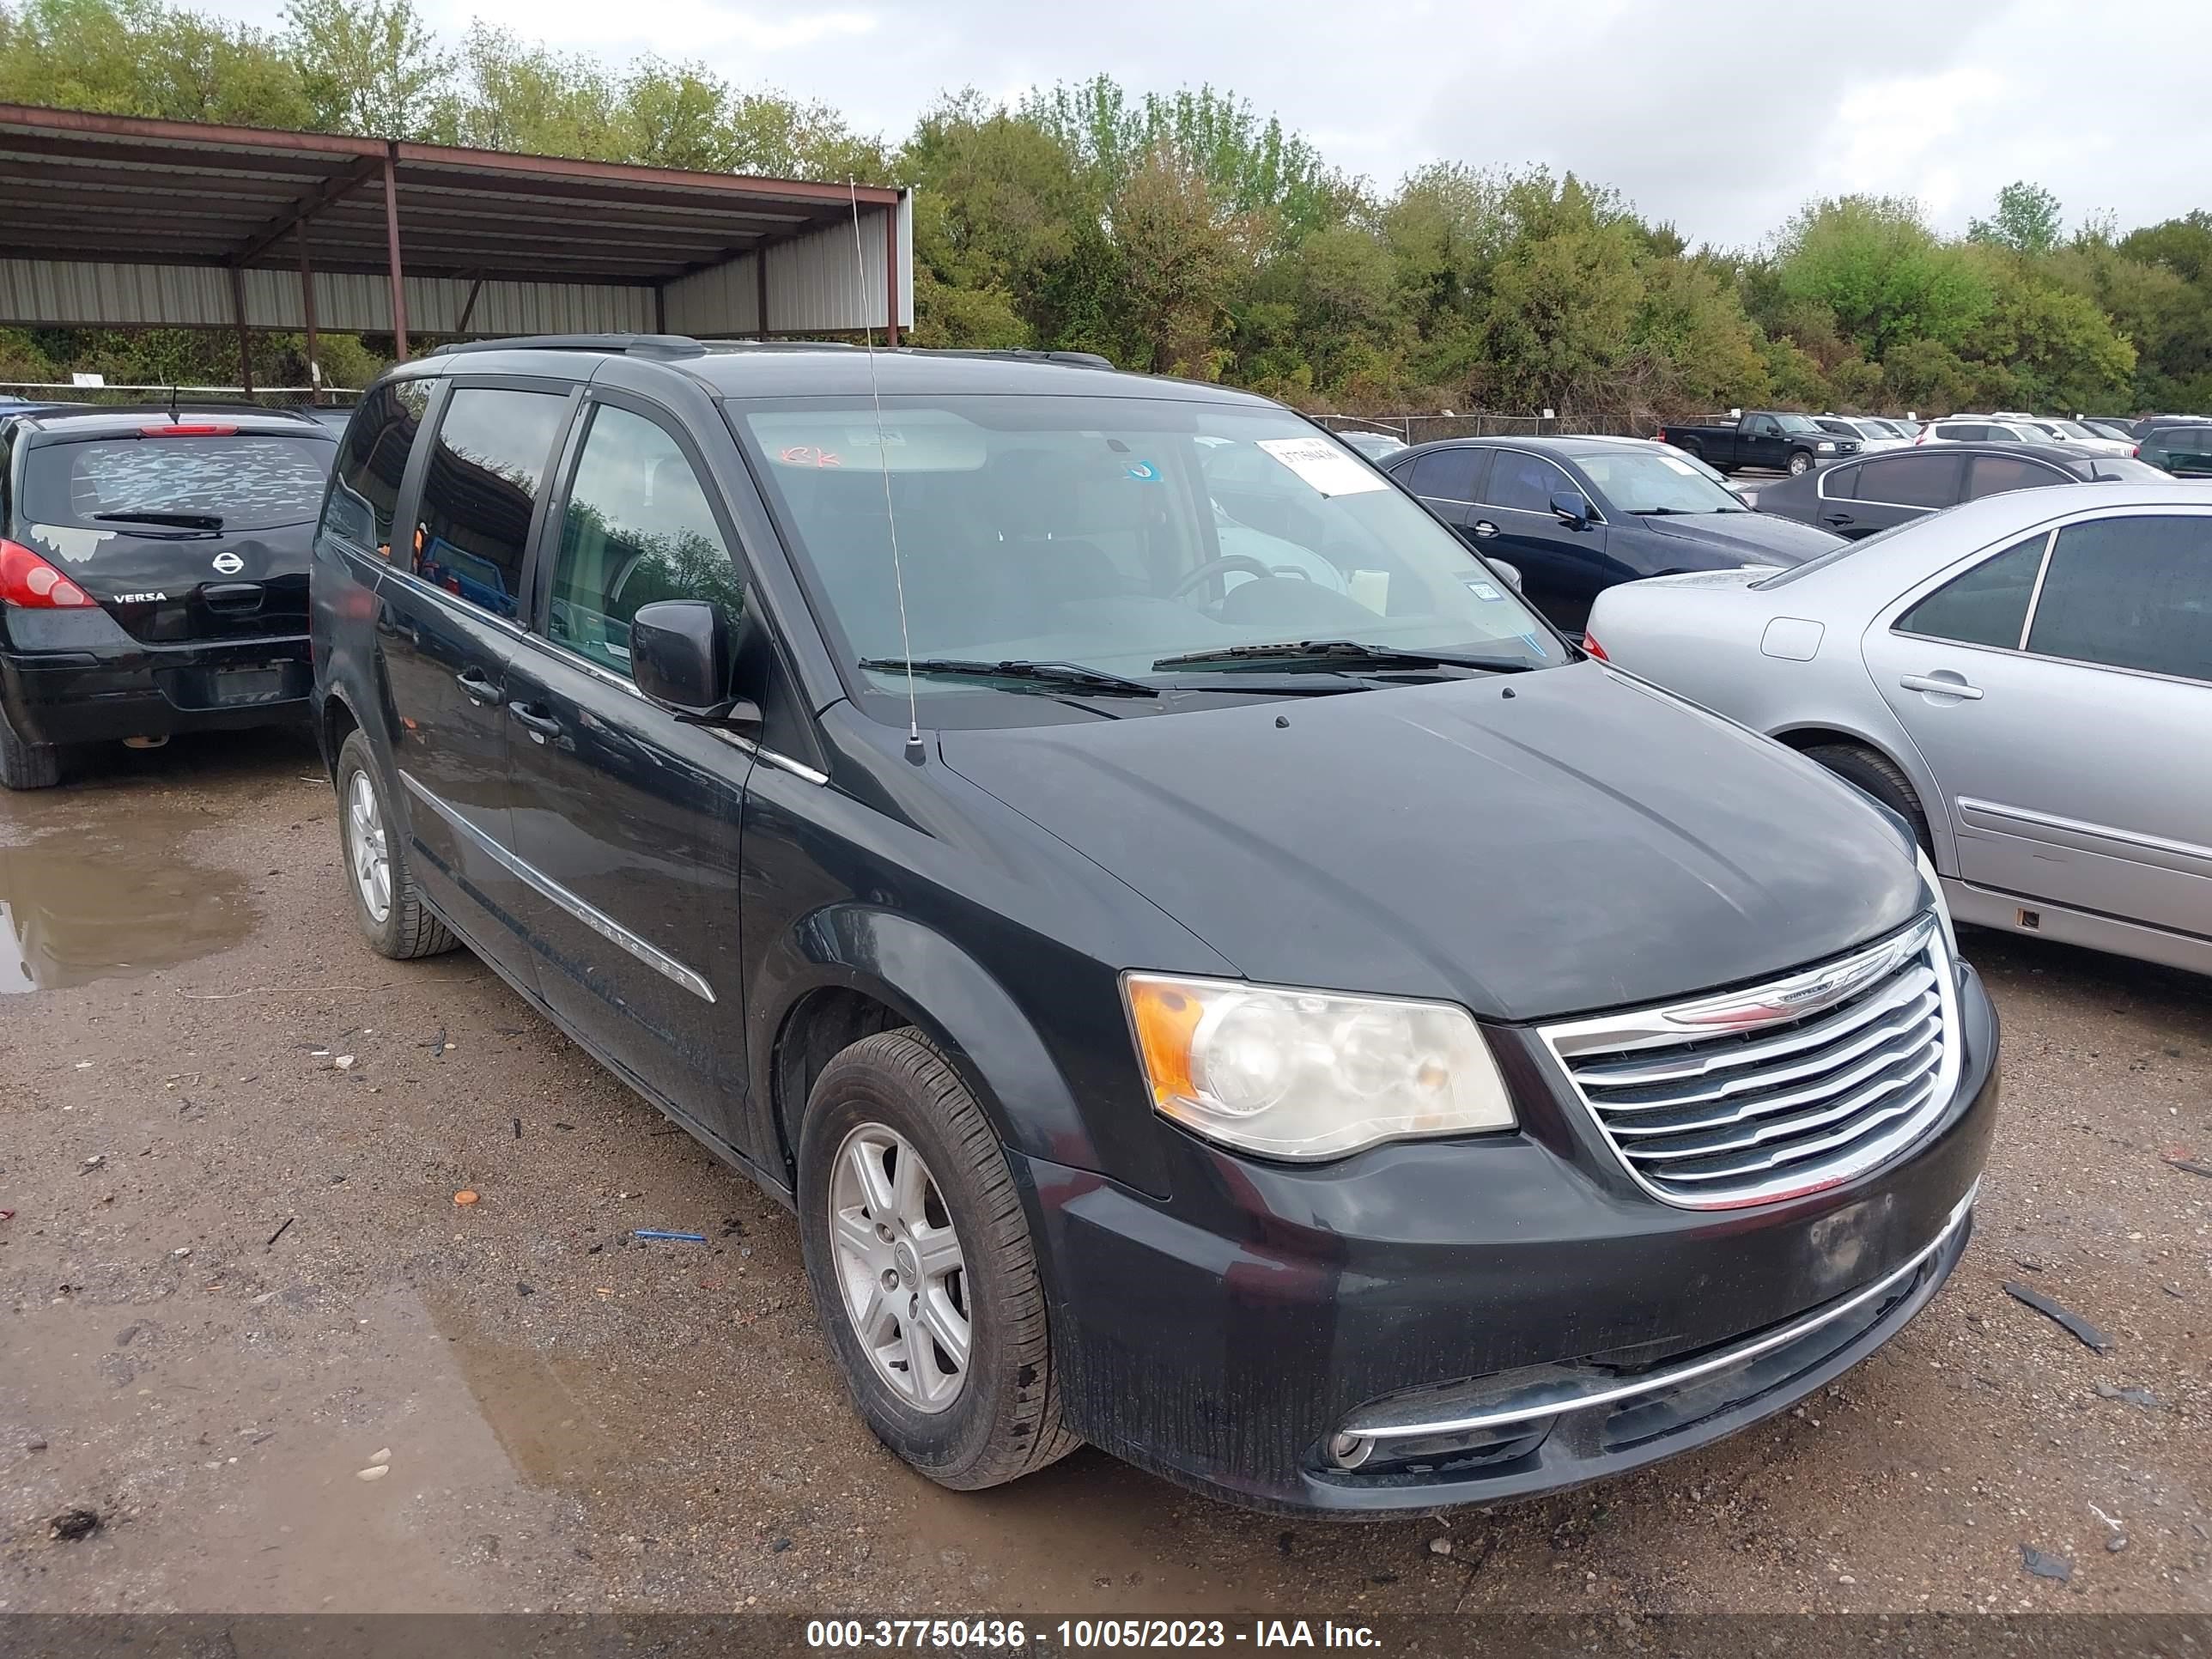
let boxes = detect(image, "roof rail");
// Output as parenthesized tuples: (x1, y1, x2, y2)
(432, 333, 708, 360)
(23, 399, 323, 423)
(916, 348, 1115, 369)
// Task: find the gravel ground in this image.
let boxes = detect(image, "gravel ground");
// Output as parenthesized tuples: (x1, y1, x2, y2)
(2, 729, 2207, 1619)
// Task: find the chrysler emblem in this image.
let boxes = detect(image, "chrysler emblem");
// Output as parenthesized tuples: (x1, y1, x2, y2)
(211, 551, 244, 574)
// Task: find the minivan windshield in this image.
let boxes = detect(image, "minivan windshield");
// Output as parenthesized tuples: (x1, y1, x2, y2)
(731, 395, 1562, 719)
(1575, 448, 1748, 514)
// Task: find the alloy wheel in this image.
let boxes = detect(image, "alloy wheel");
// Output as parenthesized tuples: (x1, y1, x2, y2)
(827, 1122, 971, 1413)
(345, 768, 392, 925)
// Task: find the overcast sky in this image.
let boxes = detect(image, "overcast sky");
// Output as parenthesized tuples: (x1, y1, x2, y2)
(216, 0, 2211, 247)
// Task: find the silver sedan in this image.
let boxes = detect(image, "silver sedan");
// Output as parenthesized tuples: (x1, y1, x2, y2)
(1584, 483, 2212, 976)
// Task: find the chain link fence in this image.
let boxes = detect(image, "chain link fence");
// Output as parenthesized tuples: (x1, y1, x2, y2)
(1309, 410, 1655, 443)
(0, 382, 362, 410)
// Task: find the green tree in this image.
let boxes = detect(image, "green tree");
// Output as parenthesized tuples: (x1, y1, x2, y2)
(1969, 181, 2063, 257)
(283, 0, 447, 138)
(0, 0, 311, 126)
(1773, 195, 1992, 358)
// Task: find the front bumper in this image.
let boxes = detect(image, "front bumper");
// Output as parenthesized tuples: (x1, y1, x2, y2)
(1021, 962, 1997, 1515)
(1, 634, 311, 745)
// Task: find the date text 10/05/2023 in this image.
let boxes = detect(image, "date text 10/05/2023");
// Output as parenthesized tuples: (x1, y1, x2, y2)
(805, 1619, 1384, 1650)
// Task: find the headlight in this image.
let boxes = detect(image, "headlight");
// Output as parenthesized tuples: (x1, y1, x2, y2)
(1914, 845, 1959, 962)
(1815, 440, 1836, 451)
(1123, 975, 1516, 1160)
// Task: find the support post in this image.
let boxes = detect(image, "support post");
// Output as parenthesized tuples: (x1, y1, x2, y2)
(297, 225, 319, 404)
(882, 200, 900, 347)
(382, 149, 410, 362)
(756, 246, 770, 339)
(228, 263, 254, 397)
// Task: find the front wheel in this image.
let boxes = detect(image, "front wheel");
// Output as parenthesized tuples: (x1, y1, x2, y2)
(798, 1028, 1079, 1490)
(1787, 448, 1815, 477)
(1802, 741, 1930, 852)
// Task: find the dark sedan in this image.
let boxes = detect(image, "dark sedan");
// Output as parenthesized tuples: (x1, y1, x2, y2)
(1749, 443, 2170, 539)
(1382, 436, 1843, 634)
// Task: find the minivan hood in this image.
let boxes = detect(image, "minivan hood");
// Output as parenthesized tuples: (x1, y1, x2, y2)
(939, 664, 1922, 1024)
(1633, 510, 1844, 566)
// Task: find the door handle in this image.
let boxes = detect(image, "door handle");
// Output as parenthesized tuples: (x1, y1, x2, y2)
(1821, 512, 1854, 526)
(1900, 673, 1983, 700)
(1470, 520, 1500, 538)
(508, 701, 563, 738)
(454, 668, 502, 705)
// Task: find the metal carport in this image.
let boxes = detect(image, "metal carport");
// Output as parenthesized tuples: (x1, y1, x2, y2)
(0, 104, 912, 387)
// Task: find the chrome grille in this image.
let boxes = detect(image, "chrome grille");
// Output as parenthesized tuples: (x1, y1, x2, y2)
(1541, 916, 1958, 1209)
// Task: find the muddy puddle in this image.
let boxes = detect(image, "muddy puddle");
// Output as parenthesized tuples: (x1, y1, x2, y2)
(0, 797, 252, 991)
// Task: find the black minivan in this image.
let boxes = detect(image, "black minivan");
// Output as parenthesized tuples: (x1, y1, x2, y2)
(2, 404, 337, 788)
(311, 336, 1997, 1515)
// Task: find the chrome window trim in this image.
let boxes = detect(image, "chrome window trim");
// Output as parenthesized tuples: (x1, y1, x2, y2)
(1340, 1180, 1977, 1443)
(1957, 796, 2212, 867)
(378, 562, 529, 640)
(1540, 915, 1959, 1211)
(1883, 503, 2212, 689)
(398, 769, 716, 1002)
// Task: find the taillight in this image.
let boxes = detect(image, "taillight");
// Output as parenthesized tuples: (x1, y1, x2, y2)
(1582, 631, 1609, 661)
(0, 538, 97, 608)
(141, 423, 235, 437)
(1653, 426, 1667, 442)
(2131, 445, 2141, 457)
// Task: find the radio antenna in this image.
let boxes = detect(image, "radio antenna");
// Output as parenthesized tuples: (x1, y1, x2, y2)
(850, 179, 923, 760)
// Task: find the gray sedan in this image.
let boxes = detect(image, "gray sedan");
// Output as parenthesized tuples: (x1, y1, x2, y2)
(1584, 483, 2211, 976)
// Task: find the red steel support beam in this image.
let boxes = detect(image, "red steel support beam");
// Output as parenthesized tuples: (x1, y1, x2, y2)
(297, 225, 319, 404)
(382, 149, 409, 362)
(883, 198, 900, 347)
(228, 263, 253, 396)
(757, 247, 770, 339)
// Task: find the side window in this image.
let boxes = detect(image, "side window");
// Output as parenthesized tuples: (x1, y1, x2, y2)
(326, 379, 431, 556)
(1820, 463, 1862, 500)
(1750, 416, 1781, 437)
(1938, 423, 1982, 442)
(1966, 455, 2064, 499)
(1405, 447, 1485, 502)
(548, 404, 744, 676)
(1858, 452, 1963, 508)
(1488, 452, 1570, 514)
(412, 386, 568, 622)
(1896, 534, 2049, 648)
(2027, 515, 2210, 682)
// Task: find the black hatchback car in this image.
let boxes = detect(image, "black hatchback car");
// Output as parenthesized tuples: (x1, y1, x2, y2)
(1381, 436, 1843, 635)
(312, 336, 1996, 1515)
(1748, 442, 2170, 538)
(0, 404, 337, 788)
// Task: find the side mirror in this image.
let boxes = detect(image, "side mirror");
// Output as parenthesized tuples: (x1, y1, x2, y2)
(1489, 559, 1524, 592)
(1549, 490, 1595, 528)
(630, 599, 761, 735)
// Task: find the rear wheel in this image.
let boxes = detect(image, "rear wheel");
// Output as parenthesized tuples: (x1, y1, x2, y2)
(1802, 741, 1929, 851)
(335, 729, 457, 959)
(798, 1028, 1079, 1490)
(0, 700, 61, 790)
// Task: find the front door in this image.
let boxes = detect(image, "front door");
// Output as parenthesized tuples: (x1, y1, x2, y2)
(374, 381, 572, 974)
(1477, 448, 1613, 633)
(1866, 510, 2212, 936)
(501, 398, 755, 1145)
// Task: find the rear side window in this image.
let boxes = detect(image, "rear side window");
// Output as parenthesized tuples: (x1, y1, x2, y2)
(1820, 464, 1862, 500)
(22, 434, 333, 533)
(1858, 453, 1963, 508)
(1896, 534, 2048, 648)
(412, 387, 568, 622)
(1966, 455, 2064, 499)
(1404, 447, 1486, 501)
(327, 381, 431, 554)
(548, 404, 744, 676)
(2027, 515, 2210, 682)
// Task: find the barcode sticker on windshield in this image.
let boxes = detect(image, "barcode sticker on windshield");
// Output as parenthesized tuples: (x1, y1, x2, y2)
(1256, 438, 1388, 497)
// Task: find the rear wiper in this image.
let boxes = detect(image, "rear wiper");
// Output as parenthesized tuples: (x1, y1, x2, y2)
(859, 657, 1160, 697)
(92, 510, 224, 531)
(1152, 641, 1538, 674)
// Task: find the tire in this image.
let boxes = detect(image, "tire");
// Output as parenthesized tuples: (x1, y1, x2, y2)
(0, 699, 61, 790)
(1802, 741, 1930, 852)
(1787, 448, 1815, 477)
(797, 1027, 1079, 1491)
(335, 729, 457, 959)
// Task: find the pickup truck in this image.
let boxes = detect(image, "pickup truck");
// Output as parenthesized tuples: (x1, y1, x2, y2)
(1655, 411, 1861, 477)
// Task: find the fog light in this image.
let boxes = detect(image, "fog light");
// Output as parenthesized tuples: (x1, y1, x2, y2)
(1328, 1432, 1372, 1469)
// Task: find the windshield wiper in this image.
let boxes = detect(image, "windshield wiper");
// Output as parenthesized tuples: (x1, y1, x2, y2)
(1152, 640, 1538, 674)
(860, 657, 1160, 697)
(92, 510, 224, 531)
